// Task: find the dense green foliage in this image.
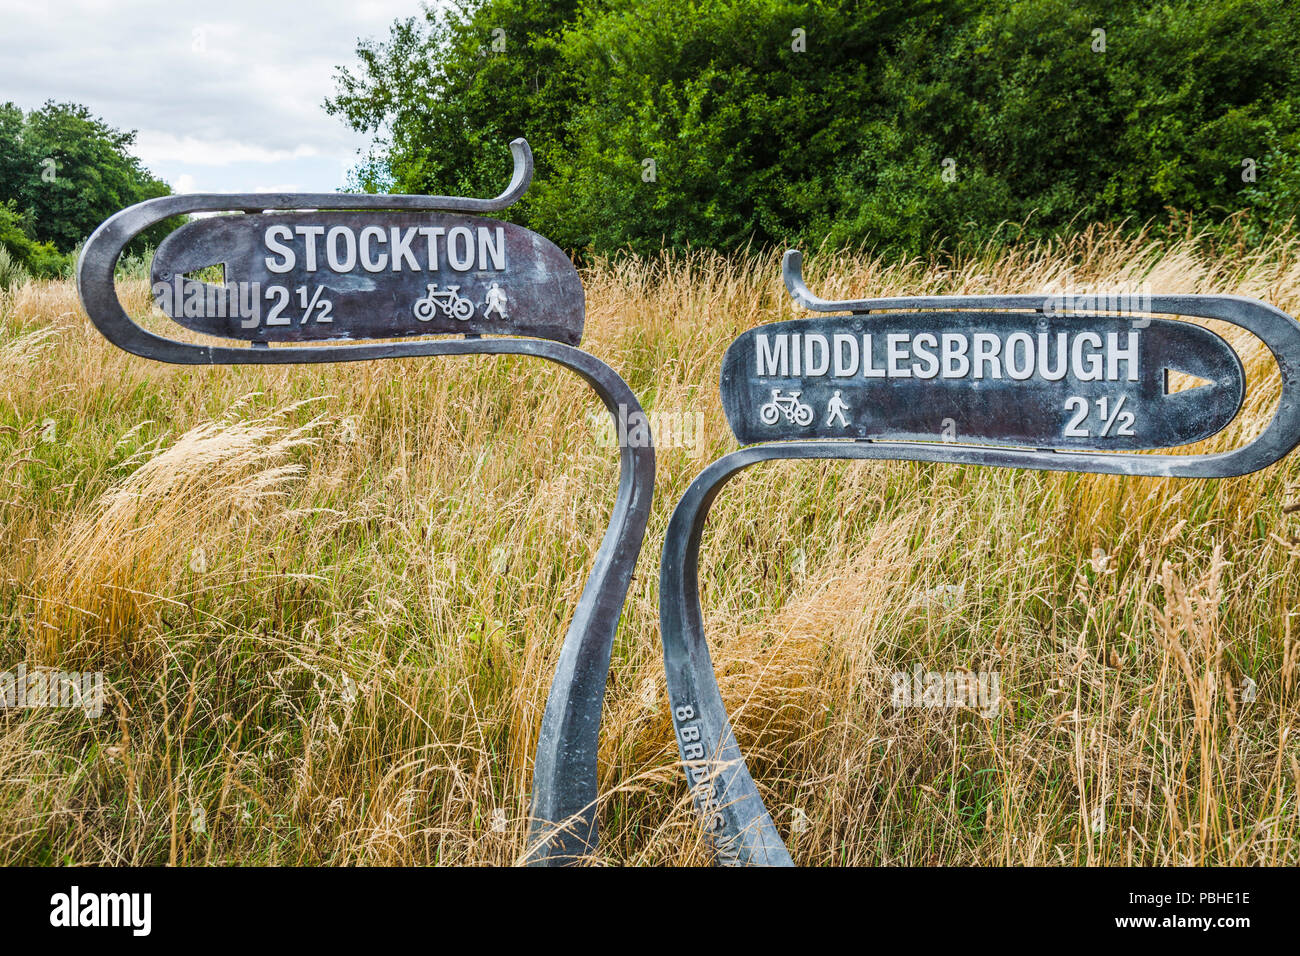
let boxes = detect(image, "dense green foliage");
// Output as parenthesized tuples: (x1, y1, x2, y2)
(328, 0, 1300, 256)
(328, 1, 584, 225)
(0, 101, 180, 275)
(0, 203, 65, 278)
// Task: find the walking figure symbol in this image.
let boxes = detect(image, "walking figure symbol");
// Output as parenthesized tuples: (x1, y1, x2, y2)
(484, 282, 508, 319)
(826, 390, 850, 427)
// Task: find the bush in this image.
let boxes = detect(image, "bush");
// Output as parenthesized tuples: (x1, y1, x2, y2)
(0, 202, 68, 278)
(330, 0, 1300, 258)
(0, 244, 30, 291)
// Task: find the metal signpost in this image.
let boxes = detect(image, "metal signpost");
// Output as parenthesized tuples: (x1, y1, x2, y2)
(659, 249, 1300, 865)
(76, 139, 655, 865)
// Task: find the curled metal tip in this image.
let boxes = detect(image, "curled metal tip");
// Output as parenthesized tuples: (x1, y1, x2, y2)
(491, 138, 535, 211)
(781, 249, 818, 309)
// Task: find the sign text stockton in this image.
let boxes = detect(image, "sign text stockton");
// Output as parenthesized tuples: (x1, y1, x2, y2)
(150, 211, 584, 345)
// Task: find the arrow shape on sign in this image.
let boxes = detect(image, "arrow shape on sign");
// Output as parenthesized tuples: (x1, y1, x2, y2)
(1165, 367, 1221, 394)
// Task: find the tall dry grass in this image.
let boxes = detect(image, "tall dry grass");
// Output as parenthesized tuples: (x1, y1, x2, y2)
(0, 223, 1298, 865)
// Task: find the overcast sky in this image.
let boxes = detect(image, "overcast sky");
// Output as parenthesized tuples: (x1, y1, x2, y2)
(1, 0, 432, 193)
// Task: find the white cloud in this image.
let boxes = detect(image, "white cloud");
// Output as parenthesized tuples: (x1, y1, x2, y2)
(0, 0, 434, 193)
(134, 132, 321, 168)
(251, 183, 308, 194)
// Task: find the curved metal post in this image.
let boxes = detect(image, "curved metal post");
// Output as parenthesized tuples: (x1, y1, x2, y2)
(662, 261, 1300, 864)
(662, 431, 1300, 866)
(521, 352, 654, 864)
(76, 138, 655, 865)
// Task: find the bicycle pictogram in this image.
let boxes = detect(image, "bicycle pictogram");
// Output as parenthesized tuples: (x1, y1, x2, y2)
(759, 388, 814, 426)
(413, 283, 476, 322)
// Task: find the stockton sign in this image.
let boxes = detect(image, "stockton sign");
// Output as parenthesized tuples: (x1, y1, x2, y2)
(150, 213, 582, 345)
(658, 249, 1300, 865)
(77, 139, 654, 866)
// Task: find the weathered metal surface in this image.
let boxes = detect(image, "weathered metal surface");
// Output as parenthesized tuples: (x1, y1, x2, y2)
(78, 139, 655, 866)
(722, 314, 1243, 449)
(659, 249, 1300, 866)
(150, 212, 583, 346)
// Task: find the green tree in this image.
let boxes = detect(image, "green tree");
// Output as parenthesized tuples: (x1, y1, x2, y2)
(326, 1, 588, 227)
(330, 0, 1300, 258)
(0, 101, 181, 258)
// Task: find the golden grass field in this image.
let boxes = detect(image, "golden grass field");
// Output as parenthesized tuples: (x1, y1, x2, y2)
(2, 223, 1299, 865)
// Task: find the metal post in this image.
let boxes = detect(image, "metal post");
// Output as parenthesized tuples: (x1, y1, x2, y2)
(658, 252, 1300, 864)
(76, 139, 655, 865)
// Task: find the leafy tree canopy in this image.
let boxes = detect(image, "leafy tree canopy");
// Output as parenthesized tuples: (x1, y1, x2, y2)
(323, 0, 1299, 257)
(0, 100, 180, 267)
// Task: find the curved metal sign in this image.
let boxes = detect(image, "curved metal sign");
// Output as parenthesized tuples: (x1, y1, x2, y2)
(660, 249, 1300, 866)
(77, 139, 655, 866)
(151, 212, 583, 345)
(722, 314, 1243, 449)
